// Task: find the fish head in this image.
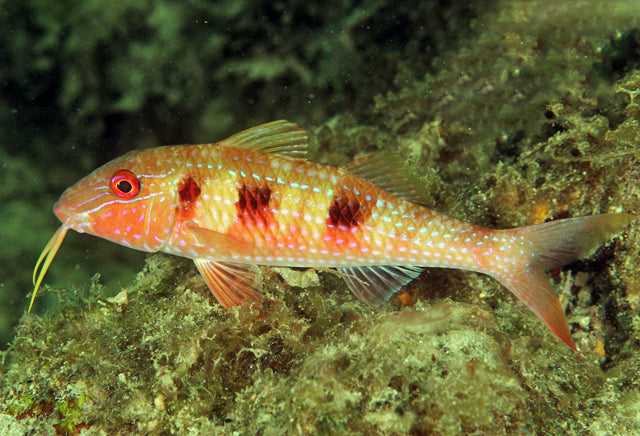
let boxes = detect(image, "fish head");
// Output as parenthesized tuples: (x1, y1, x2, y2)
(54, 147, 179, 252)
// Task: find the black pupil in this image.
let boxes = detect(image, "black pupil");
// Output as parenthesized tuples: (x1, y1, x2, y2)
(117, 180, 133, 193)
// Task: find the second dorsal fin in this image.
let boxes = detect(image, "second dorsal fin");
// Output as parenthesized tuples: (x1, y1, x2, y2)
(342, 154, 425, 203)
(219, 120, 308, 157)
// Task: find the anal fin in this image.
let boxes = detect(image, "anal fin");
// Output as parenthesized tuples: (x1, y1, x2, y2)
(338, 265, 423, 307)
(194, 259, 263, 308)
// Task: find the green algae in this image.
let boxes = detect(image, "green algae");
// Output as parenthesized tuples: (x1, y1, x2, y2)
(1, 0, 640, 434)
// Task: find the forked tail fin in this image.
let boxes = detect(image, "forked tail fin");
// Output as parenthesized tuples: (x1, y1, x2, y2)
(494, 213, 634, 350)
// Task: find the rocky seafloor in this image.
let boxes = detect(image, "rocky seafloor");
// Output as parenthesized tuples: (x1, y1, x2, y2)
(2, 0, 640, 434)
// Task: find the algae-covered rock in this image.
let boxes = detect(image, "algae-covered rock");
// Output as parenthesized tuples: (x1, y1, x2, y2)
(2, 0, 640, 434)
(2, 253, 638, 434)
(229, 300, 527, 435)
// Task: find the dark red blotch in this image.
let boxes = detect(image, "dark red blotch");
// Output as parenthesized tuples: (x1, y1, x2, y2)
(178, 176, 201, 205)
(236, 184, 272, 225)
(327, 195, 365, 230)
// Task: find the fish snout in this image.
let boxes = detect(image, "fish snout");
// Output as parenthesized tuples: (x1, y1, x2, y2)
(54, 202, 91, 233)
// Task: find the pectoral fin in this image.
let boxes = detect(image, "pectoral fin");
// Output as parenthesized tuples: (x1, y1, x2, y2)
(186, 223, 255, 258)
(194, 259, 263, 308)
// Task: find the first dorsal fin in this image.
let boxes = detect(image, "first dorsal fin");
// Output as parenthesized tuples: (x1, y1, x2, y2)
(342, 154, 425, 203)
(220, 120, 308, 157)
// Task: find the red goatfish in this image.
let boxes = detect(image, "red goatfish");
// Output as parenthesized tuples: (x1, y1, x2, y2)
(32, 120, 633, 349)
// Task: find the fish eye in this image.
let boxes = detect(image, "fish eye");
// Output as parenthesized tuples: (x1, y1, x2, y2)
(110, 169, 140, 198)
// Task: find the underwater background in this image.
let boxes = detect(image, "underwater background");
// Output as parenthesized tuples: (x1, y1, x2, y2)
(1, 0, 640, 434)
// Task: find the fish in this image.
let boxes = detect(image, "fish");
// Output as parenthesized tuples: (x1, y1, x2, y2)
(31, 120, 634, 349)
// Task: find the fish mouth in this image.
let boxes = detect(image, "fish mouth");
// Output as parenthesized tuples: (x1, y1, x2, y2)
(54, 202, 91, 233)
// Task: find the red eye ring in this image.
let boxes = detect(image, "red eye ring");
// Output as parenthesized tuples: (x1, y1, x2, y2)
(110, 169, 140, 198)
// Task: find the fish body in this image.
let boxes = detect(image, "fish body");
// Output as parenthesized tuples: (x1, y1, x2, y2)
(33, 121, 633, 349)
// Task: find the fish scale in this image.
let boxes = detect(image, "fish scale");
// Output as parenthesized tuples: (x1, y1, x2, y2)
(163, 145, 476, 269)
(30, 120, 634, 350)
